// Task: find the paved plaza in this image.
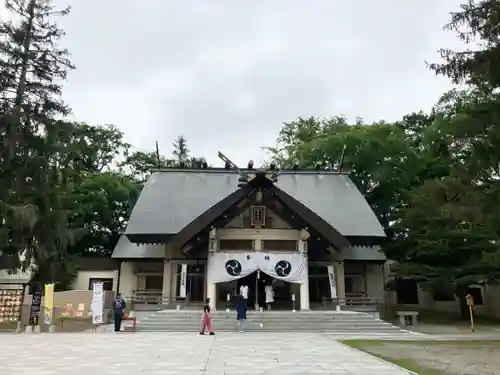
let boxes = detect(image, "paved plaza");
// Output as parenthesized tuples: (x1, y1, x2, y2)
(0, 332, 413, 375)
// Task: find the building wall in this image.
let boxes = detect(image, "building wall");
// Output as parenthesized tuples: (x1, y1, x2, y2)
(71, 270, 119, 291)
(386, 283, 500, 319)
(118, 262, 137, 299)
(365, 264, 385, 299)
(225, 206, 291, 229)
(0, 269, 32, 286)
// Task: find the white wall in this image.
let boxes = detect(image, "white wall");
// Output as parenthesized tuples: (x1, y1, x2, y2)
(0, 269, 32, 286)
(119, 262, 137, 299)
(71, 270, 119, 291)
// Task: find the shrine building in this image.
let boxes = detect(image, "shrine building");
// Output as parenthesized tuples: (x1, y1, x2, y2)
(111, 166, 387, 310)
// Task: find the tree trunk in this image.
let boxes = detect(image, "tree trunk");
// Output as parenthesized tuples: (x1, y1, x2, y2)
(457, 290, 469, 320)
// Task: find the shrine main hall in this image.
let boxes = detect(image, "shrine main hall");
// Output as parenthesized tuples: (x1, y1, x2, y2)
(112, 166, 387, 310)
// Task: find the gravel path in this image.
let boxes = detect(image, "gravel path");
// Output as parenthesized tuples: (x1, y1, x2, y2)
(358, 341, 500, 375)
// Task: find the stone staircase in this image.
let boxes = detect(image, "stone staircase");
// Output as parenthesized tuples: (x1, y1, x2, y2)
(127, 309, 409, 333)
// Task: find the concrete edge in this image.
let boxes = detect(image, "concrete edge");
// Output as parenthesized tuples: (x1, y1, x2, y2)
(334, 340, 418, 375)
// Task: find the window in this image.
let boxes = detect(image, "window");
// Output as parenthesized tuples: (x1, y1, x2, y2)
(219, 239, 253, 250)
(395, 279, 419, 305)
(145, 275, 163, 290)
(88, 278, 113, 291)
(262, 240, 297, 251)
(467, 286, 483, 305)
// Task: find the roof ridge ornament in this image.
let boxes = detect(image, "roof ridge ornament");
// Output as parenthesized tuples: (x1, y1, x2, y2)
(218, 151, 252, 187)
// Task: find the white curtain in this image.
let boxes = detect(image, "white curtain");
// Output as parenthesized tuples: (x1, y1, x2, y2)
(207, 252, 306, 284)
(207, 252, 258, 284)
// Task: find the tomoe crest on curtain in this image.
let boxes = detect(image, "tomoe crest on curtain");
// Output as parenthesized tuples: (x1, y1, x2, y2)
(225, 259, 242, 276)
(274, 260, 292, 277)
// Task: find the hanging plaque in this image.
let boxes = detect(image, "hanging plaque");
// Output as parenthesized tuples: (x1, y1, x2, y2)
(251, 206, 266, 228)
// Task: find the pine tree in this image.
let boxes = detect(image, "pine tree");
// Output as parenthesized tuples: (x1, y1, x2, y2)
(0, 0, 77, 286)
(172, 135, 189, 164)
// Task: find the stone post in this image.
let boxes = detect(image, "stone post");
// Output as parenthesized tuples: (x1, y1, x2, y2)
(334, 261, 345, 305)
(162, 260, 172, 306)
(299, 266, 310, 310)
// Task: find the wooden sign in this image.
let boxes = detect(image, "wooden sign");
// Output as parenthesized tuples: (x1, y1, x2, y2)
(29, 286, 42, 326)
(466, 294, 475, 332)
(251, 206, 266, 228)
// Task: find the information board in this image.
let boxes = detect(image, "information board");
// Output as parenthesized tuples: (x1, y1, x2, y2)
(29, 286, 42, 326)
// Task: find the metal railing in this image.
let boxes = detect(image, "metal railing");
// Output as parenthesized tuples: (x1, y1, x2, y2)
(129, 290, 207, 310)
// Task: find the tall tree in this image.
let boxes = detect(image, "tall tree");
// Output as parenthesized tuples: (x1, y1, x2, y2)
(385, 0, 500, 308)
(429, 0, 500, 89)
(0, 0, 77, 288)
(172, 135, 189, 164)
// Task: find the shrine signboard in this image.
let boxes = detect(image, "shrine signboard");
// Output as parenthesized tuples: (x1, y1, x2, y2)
(29, 286, 42, 326)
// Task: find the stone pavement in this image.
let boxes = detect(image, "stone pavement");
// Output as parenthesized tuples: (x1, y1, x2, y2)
(0, 332, 414, 375)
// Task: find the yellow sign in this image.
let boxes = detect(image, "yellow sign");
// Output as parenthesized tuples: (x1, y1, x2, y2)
(44, 283, 54, 325)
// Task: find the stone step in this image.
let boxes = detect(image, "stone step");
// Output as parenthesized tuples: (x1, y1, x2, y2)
(129, 309, 401, 333)
(131, 326, 404, 332)
(132, 322, 401, 331)
(140, 318, 386, 324)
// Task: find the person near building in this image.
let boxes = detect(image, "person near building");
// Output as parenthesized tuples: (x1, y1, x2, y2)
(264, 281, 274, 310)
(200, 297, 215, 335)
(112, 293, 126, 333)
(236, 294, 247, 332)
(239, 283, 249, 305)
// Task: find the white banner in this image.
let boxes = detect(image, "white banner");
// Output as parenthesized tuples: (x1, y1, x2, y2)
(207, 252, 306, 284)
(91, 282, 104, 324)
(179, 263, 187, 298)
(327, 265, 337, 299)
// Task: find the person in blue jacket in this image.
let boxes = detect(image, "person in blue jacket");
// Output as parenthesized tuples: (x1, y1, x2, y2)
(112, 293, 126, 333)
(236, 294, 247, 332)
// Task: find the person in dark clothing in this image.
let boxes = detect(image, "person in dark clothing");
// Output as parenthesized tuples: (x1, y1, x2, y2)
(200, 298, 214, 335)
(112, 293, 126, 333)
(236, 294, 247, 332)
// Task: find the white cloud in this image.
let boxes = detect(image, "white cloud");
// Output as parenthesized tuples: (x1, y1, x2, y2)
(11, 0, 467, 166)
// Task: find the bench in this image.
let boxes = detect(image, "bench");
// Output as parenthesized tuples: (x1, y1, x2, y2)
(122, 316, 136, 332)
(396, 311, 419, 327)
(59, 316, 93, 332)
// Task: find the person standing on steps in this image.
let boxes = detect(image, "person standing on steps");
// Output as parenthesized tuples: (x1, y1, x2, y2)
(200, 297, 215, 335)
(239, 283, 249, 306)
(264, 281, 274, 310)
(112, 293, 126, 333)
(236, 294, 247, 332)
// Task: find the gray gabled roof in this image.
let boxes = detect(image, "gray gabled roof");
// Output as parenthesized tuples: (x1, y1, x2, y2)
(111, 235, 164, 259)
(125, 169, 385, 238)
(275, 173, 384, 237)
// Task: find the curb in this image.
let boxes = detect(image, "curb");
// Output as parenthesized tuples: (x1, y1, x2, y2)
(335, 340, 418, 375)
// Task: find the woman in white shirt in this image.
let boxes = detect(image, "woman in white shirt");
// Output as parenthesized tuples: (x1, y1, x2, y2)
(264, 281, 274, 310)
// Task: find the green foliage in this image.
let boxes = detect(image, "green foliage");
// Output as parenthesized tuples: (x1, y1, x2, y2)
(68, 172, 141, 257)
(0, 0, 77, 286)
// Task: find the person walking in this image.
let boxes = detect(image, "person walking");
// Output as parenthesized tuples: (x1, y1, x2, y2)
(236, 294, 247, 332)
(112, 293, 126, 333)
(200, 297, 215, 335)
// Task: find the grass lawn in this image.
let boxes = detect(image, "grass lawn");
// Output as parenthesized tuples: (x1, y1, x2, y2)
(341, 340, 500, 375)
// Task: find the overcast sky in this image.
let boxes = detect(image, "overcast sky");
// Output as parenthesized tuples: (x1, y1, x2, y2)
(11, 1, 465, 166)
